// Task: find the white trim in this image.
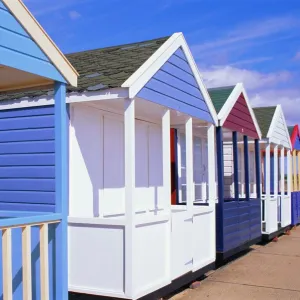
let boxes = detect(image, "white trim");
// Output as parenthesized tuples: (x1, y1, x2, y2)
(122, 32, 218, 125)
(218, 83, 262, 139)
(3, 0, 78, 86)
(207, 124, 216, 205)
(267, 105, 292, 149)
(0, 88, 129, 111)
(273, 145, 278, 196)
(280, 147, 284, 194)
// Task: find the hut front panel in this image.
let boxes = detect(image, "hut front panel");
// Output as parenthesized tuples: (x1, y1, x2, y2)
(0, 106, 56, 212)
(70, 103, 165, 216)
(68, 223, 125, 295)
(269, 112, 290, 148)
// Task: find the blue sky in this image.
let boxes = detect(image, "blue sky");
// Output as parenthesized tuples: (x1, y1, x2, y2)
(24, 0, 300, 125)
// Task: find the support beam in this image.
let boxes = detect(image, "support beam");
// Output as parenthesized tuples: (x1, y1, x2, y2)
(207, 124, 216, 204)
(293, 150, 297, 191)
(273, 145, 278, 197)
(280, 147, 285, 196)
(2, 228, 12, 300)
(22, 226, 32, 300)
(243, 135, 250, 199)
(54, 82, 68, 300)
(255, 139, 261, 199)
(40, 223, 49, 300)
(186, 117, 194, 214)
(288, 151, 292, 196)
(124, 98, 135, 297)
(265, 144, 271, 197)
(232, 132, 239, 200)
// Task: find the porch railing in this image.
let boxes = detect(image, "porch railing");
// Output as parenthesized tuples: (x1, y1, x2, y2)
(0, 213, 61, 300)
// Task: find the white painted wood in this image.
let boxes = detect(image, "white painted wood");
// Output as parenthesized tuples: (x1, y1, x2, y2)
(280, 147, 285, 195)
(124, 98, 135, 298)
(2, 228, 12, 300)
(22, 226, 32, 300)
(185, 118, 194, 214)
(40, 223, 49, 300)
(207, 124, 216, 204)
(267, 105, 292, 149)
(265, 144, 271, 197)
(274, 145, 278, 196)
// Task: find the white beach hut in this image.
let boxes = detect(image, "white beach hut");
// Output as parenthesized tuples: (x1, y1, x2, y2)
(1, 33, 218, 299)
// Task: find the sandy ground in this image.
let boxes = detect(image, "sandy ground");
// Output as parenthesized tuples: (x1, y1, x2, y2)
(170, 228, 300, 300)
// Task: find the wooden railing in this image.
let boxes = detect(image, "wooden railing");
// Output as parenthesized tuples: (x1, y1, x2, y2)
(0, 213, 61, 300)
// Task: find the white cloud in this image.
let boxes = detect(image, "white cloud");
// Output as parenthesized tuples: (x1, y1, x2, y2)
(294, 51, 300, 60)
(201, 65, 292, 90)
(230, 57, 273, 67)
(69, 10, 81, 20)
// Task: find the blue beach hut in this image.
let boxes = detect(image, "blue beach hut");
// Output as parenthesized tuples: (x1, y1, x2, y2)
(0, 0, 78, 298)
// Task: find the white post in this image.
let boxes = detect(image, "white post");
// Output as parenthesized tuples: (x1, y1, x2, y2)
(207, 124, 216, 205)
(287, 151, 292, 196)
(280, 147, 285, 196)
(274, 145, 278, 197)
(124, 98, 135, 298)
(240, 143, 245, 197)
(186, 117, 194, 214)
(265, 144, 271, 232)
(162, 109, 171, 281)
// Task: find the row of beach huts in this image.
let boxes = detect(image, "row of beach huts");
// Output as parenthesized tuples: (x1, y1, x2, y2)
(0, 1, 300, 299)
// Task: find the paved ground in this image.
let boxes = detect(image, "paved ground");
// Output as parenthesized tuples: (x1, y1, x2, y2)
(170, 228, 300, 300)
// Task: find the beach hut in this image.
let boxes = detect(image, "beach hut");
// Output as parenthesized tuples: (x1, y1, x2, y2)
(253, 106, 292, 240)
(206, 83, 262, 261)
(0, 0, 78, 299)
(288, 125, 300, 226)
(1, 32, 218, 299)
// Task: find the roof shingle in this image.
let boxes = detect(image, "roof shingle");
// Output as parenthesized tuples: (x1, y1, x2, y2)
(253, 106, 277, 138)
(0, 36, 169, 101)
(207, 86, 235, 114)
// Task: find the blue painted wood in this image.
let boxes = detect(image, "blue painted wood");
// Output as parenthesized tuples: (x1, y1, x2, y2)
(0, 115, 54, 131)
(0, 166, 55, 178)
(0, 153, 55, 166)
(0, 140, 54, 154)
(243, 135, 250, 199)
(0, 1, 66, 82)
(216, 126, 224, 251)
(0, 1, 7, 10)
(54, 82, 68, 300)
(138, 47, 214, 123)
(0, 128, 54, 143)
(0, 202, 54, 212)
(232, 131, 239, 200)
(0, 106, 55, 211)
(255, 139, 261, 198)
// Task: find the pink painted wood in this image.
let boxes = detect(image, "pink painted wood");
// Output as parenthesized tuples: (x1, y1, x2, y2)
(223, 94, 259, 139)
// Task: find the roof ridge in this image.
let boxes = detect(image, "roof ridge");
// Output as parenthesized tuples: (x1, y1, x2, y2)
(66, 36, 171, 56)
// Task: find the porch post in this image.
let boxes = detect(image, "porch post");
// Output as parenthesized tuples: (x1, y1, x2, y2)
(288, 150, 292, 196)
(265, 144, 271, 197)
(186, 117, 194, 214)
(273, 145, 278, 197)
(207, 124, 216, 205)
(124, 98, 135, 297)
(232, 131, 239, 200)
(255, 139, 261, 198)
(280, 147, 285, 196)
(54, 82, 68, 300)
(243, 136, 250, 200)
(293, 150, 297, 191)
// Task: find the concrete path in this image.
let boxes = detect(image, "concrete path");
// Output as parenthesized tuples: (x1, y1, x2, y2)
(170, 228, 300, 300)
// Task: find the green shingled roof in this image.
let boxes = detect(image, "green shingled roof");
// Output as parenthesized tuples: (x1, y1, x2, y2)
(207, 86, 235, 114)
(253, 106, 277, 138)
(0, 36, 170, 101)
(288, 126, 294, 137)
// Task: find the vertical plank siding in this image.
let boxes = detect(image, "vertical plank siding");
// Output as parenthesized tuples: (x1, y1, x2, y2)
(0, 106, 56, 212)
(0, 1, 65, 82)
(138, 47, 214, 123)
